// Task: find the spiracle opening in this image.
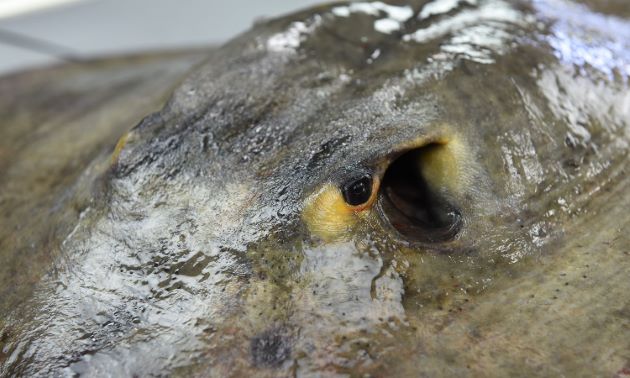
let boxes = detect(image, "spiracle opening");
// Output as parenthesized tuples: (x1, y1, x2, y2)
(378, 144, 462, 243)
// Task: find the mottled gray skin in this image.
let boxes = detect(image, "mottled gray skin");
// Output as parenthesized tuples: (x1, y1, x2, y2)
(1, 0, 630, 376)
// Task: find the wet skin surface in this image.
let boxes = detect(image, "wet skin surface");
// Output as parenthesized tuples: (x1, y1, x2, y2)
(1, 0, 629, 376)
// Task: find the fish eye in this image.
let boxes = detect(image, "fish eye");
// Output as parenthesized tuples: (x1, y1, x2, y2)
(301, 171, 379, 240)
(302, 137, 468, 243)
(341, 175, 373, 206)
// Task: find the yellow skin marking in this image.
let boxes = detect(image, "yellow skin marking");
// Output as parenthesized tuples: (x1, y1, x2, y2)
(302, 129, 471, 240)
(392, 129, 471, 196)
(111, 131, 131, 165)
(417, 136, 469, 195)
(302, 177, 379, 241)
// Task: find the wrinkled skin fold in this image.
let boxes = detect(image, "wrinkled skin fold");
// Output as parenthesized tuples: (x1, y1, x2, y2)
(1, 0, 629, 376)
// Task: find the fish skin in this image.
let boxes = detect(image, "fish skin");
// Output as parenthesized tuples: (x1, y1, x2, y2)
(0, 50, 208, 315)
(1, 1, 629, 376)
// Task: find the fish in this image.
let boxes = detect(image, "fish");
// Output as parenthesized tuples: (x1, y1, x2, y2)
(1, 0, 629, 376)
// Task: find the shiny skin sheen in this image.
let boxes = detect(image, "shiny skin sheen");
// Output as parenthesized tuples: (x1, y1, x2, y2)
(1, 0, 630, 376)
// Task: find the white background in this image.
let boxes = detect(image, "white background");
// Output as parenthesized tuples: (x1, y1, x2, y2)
(0, 0, 323, 75)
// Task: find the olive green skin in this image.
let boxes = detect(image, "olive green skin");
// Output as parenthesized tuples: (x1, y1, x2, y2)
(1, 1, 629, 376)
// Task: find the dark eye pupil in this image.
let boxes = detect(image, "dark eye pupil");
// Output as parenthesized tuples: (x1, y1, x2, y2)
(342, 175, 372, 206)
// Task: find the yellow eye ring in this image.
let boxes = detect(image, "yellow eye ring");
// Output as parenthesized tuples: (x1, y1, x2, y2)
(302, 175, 380, 240)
